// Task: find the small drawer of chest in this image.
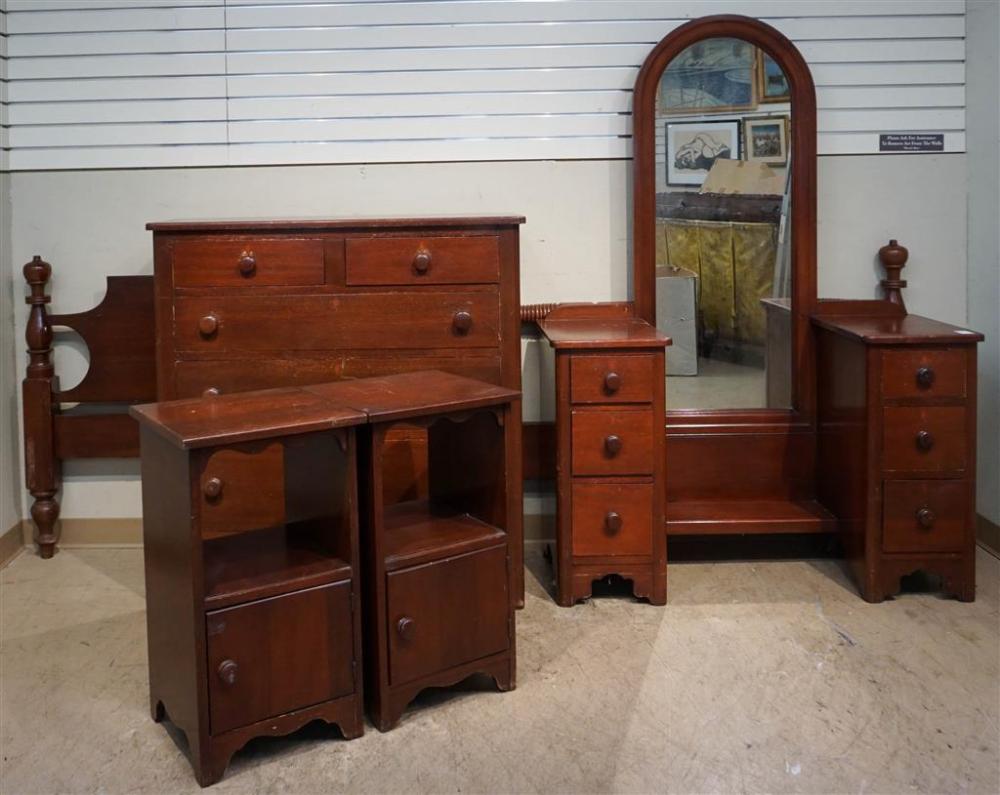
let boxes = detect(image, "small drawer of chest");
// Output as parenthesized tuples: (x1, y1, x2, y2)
(345, 235, 499, 286)
(570, 353, 656, 404)
(571, 407, 656, 476)
(881, 348, 967, 400)
(172, 238, 326, 288)
(571, 482, 653, 557)
(882, 480, 968, 553)
(882, 406, 967, 474)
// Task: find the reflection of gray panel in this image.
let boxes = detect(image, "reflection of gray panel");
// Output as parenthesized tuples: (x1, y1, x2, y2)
(656, 269, 698, 376)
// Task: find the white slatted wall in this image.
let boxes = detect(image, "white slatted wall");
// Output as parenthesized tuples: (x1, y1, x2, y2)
(1, 2, 9, 171)
(2, 0, 967, 171)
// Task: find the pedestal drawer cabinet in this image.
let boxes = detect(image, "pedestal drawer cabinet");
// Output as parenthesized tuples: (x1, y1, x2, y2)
(540, 306, 671, 606)
(148, 216, 525, 605)
(130, 387, 368, 787)
(813, 313, 983, 602)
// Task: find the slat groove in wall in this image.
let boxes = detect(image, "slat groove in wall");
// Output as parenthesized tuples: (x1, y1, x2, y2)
(2, 0, 969, 170)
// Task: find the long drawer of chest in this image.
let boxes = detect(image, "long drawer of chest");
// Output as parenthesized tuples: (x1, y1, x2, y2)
(170, 352, 502, 397)
(172, 291, 500, 353)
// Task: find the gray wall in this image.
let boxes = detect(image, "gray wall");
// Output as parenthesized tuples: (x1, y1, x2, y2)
(9, 153, 969, 518)
(966, 0, 1000, 525)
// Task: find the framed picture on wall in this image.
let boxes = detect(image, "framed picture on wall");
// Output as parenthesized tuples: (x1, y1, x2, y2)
(756, 50, 790, 103)
(658, 37, 756, 113)
(743, 116, 789, 165)
(665, 119, 740, 186)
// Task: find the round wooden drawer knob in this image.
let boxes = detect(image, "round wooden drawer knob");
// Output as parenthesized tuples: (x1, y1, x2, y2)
(916, 366, 935, 389)
(916, 430, 935, 451)
(604, 372, 622, 393)
(605, 511, 623, 534)
(217, 659, 238, 686)
(203, 477, 223, 499)
(916, 507, 935, 529)
(604, 435, 623, 456)
(238, 250, 256, 277)
(396, 616, 415, 641)
(413, 249, 432, 275)
(198, 313, 219, 338)
(452, 310, 473, 335)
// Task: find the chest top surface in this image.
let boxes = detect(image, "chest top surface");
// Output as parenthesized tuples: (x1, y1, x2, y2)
(539, 316, 672, 350)
(146, 216, 525, 233)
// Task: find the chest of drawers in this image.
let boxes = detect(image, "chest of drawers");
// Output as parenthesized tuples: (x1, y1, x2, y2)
(814, 313, 983, 602)
(149, 216, 525, 605)
(540, 306, 670, 606)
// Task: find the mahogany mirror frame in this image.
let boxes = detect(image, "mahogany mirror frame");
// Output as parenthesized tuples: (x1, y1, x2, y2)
(632, 15, 818, 428)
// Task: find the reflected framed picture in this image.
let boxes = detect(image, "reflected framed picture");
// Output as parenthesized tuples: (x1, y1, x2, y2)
(658, 37, 756, 113)
(757, 51, 790, 103)
(743, 116, 789, 165)
(665, 119, 740, 186)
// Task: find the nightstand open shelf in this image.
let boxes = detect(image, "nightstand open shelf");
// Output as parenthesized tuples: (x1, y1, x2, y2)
(383, 499, 506, 571)
(204, 523, 353, 610)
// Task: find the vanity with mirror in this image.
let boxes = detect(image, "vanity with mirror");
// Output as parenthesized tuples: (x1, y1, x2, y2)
(536, 15, 983, 604)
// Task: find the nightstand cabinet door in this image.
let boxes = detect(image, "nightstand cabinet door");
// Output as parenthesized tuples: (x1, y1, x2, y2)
(206, 581, 355, 735)
(386, 545, 509, 687)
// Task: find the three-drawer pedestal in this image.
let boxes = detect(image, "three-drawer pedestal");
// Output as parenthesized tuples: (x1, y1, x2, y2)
(814, 313, 983, 602)
(540, 307, 671, 606)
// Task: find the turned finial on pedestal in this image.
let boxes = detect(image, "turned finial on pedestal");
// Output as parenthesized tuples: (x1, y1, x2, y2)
(878, 239, 908, 313)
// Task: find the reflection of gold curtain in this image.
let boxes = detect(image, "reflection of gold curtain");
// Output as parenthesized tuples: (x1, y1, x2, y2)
(657, 218, 776, 347)
(733, 222, 776, 345)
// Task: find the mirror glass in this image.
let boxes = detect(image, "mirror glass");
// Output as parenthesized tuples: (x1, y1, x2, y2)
(653, 37, 792, 410)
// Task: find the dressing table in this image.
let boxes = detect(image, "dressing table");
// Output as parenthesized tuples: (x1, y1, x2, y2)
(531, 14, 983, 603)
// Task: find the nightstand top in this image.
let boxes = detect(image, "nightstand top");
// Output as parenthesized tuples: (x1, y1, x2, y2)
(305, 370, 520, 423)
(130, 387, 367, 449)
(811, 313, 984, 345)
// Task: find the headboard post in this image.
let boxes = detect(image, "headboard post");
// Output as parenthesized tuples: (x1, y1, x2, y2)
(22, 256, 61, 558)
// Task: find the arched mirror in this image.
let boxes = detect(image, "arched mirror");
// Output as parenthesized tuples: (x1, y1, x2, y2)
(633, 16, 817, 418)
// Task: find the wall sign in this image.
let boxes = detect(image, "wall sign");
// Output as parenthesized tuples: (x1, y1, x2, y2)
(879, 134, 945, 152)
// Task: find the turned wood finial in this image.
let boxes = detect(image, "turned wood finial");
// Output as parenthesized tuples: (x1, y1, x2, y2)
(878, 239, 908, 312)
(23, 255, 54, 379)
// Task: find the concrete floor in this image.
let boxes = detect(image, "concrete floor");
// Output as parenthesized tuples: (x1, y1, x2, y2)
(668, 357, 768, 410)
(2, 544, 998, 794)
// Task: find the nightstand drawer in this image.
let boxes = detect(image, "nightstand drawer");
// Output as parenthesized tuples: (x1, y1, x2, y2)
(571, 482, 653, 557)
(386, 545, 509, 686)
(882, 348, 966, 400)
(882, 406, 967, 473)
(199, 442, 286, 539)
(173, 238, 325, 288)
(571, 408, 656, 476)
(206, 581, 355, 735)
(883, 480, 968, 553)
(345, 235, 499, 286)
(570, 353, 656, 404)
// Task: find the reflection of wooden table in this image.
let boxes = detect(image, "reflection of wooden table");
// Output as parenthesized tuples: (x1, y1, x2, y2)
(655, 265, 697, 375)
(760, 297, 792, 408)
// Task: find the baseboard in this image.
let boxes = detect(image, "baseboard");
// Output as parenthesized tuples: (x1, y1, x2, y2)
(0, 521, 26, 568)
(20, 517, 144, 550)
(978, 514, 1000, 560)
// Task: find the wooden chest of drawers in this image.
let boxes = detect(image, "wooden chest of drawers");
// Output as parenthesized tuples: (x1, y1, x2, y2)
(149, 216, 525, 604)
(540, 306, 670, 606)
(814, 313, 983, 602)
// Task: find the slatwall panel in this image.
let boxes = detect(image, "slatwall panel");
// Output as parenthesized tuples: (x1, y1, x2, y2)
(2, 0, 967, 171)
(1, 2, 8, 171)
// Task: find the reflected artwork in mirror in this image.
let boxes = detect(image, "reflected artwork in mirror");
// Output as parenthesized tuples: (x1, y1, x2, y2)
(654, 36, 792, 410)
